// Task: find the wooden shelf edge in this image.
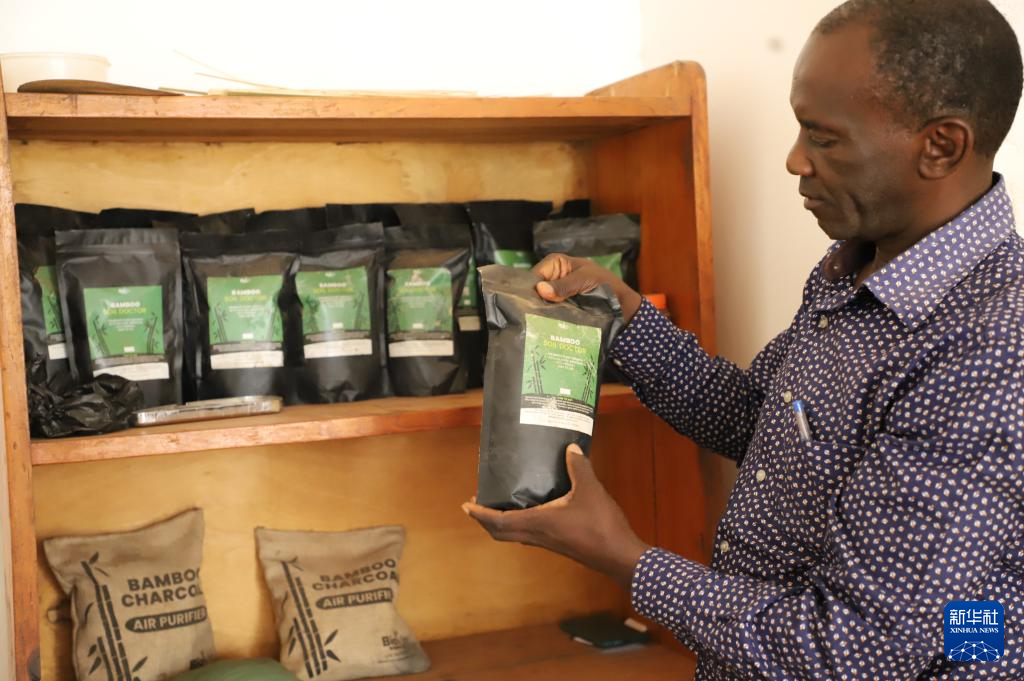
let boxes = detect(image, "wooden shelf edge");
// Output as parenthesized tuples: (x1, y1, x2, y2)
(380, 622, 696, 681)
(30, 385, 642, 466)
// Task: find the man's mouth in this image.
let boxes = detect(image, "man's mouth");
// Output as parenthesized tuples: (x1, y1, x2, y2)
(800, 193, 826, 211)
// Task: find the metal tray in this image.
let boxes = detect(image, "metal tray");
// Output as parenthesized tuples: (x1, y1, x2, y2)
(132, 395, 283, 427)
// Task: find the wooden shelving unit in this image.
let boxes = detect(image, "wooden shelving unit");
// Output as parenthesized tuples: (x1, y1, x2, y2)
(0, 61, 715, 681)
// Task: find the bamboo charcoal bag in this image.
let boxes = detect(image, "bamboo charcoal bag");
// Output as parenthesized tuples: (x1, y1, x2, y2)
(289, 224, 388, 403)
(384, 225, 470, 396)
(465, 200, 552, 269)
(533, 213, 642, 289)
(477, 265, 624, 509)
(181, 231, 297, 400)
(56, 228, 184, 408)
(256, 526, 430, 681)
(43, 509, 215, 680)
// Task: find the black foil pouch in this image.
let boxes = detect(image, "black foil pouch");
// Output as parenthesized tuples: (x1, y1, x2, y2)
(533, 213, 641, 289)
(15, 204, 97, 381)
(395, 203, 484, 388)
(158, 208, 256, 235)
(465, 200, 552, 270)
(246, 207, 326, 233)
(56, 228, 184, 408)
(289, 224, 388, 403)
(384, 224, 470, 396)
(477, 265, 623, 509)
(548, 199, 591, 219)
(182, 231, 297, 400)
(326, 203, 400, 228)
(97, 208, 197, 230)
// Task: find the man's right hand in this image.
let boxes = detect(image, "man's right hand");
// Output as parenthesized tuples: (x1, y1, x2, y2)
(533, 253, 644, 322)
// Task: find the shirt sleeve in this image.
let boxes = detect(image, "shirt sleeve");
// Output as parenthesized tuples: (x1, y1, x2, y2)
(629, 330, 1024, 679)
(610, 298, 797, 463)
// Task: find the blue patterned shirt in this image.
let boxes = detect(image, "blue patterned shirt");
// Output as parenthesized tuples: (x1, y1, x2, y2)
(611, 176, 1024, 679)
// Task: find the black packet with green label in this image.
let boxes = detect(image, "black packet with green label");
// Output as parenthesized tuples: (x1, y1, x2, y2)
(245, 207, 326, 233)
(182, 231, 298, 400)
(326, 203, 400, 228)
(477, 265, 623, 510)
(15, 204, 97, 381)
(533, 213, 641, 289)
(548, 198, 591, 220)
(395, 203, 484, 388)
(384, 224, 470, 396)
(156, 208, 255, 235)
(97, 207, 198, 230)
(465, 200, 552, 270)
(289, 223, 389, 403)
(56, 228, 184, 408)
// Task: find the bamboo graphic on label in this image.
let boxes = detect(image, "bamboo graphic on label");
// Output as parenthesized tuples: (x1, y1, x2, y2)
(301, 294, 322, 334)
(90, 313, 112, 358)
(527, 348, 546, 394)
(143, 313, 159, 354)
(282, 558, 340, 678)
(353, 291, 368, 330)
(81, 552, 146, 680)
(582, 357, 596, 405)
(212, 303, 229, 344)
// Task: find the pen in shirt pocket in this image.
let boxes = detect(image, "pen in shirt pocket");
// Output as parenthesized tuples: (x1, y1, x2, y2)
(792, 400, 813, 442)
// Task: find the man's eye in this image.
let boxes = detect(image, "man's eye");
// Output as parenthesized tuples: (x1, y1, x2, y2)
(809, 136, 836, 148)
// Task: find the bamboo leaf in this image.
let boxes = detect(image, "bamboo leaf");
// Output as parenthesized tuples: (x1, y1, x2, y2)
(83, 603, 93, 625)
(89, 657, 102, 675)
(89, 552, 99, 564)
(132, 657, 147, 672)
(288, 637, 297, 655)
(324, 630, 337, 645)
(95, 567, 110, 578)
(326, 651, 340, 662)
(88, 643, 97, 657)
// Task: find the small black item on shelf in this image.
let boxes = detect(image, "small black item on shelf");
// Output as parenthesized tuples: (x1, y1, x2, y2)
(27, 352, 143, 438)
(558, 612, 650, 650)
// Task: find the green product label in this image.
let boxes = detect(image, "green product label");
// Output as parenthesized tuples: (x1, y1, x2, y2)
(586, 253, 624, 279)
(387, 267, 453, 358)
(296, 267, 373, 358)
(520, 313, 602, 435)
(494, 249, 535, 270)
(82, 285, 168, 381)
(460, 253, 478, 308)
(207, 275, 284, 369)
(35, 265, 64, 339)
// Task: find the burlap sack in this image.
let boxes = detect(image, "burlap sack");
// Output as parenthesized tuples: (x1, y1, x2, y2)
(256, 525, 430, 681)
(44, 509, 215, 680)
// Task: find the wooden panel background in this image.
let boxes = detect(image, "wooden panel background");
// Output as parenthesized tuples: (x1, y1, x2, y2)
(34, 413, 655, 681)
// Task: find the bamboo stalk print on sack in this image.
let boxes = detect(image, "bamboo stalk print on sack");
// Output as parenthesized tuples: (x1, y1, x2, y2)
(43, 509, 215, 681)
(477, 265, 624, 510)
(55, 228, 184, 408)
(256, 526, 430, 681)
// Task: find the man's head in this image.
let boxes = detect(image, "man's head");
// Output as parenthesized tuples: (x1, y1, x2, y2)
(788, 0, 1022, 246)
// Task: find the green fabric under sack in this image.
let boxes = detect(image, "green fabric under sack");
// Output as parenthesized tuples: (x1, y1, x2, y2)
(170, 658, 299, 681)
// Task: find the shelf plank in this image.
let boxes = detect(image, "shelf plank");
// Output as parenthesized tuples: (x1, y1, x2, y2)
(4, 94, 689, 142)
(383, 623, 696, 681)
(30, 385, 641, 466)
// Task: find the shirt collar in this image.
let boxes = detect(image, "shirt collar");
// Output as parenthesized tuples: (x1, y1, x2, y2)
(821, 174, 1016, 330)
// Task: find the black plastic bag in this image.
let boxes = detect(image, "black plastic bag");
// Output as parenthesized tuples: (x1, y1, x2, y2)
(289, 224, 389, 403)
(476, 265, 623, 509)
(395, 203, 484, 388)
(384, 224, 470, 396)
(157, 208, 255, 235)
(465, 200, 552, 270)
(326, 203, 400, 228)
(182, 231, 297, 400)
(533, 213, 641, 289)
(56, 228, 184, 408)
(97, 208, 197, 230)
(245, 207, 326, 233)
(26, 353, 142, 438)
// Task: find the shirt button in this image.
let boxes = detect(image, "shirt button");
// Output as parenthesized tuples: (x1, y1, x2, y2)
(755, 469, 767, 482)
(782, 390, 793, 403)
(818, 316, 829, 329)
(719, 540, 730, 553)
(612, 359, 623, 368)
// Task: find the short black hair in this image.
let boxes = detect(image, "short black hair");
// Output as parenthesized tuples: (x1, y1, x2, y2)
(817, 0, 1023, 156)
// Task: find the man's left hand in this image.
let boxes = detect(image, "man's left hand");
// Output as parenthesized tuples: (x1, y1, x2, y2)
(462, 444, 651, 588)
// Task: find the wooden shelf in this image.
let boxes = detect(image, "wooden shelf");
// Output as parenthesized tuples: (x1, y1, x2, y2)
(30, 384, 641, 466)
(4, 94, 689, 142)
(381, 623, 696, 681)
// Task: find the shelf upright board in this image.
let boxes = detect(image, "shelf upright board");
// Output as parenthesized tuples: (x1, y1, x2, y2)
(0, 70, 39, 681)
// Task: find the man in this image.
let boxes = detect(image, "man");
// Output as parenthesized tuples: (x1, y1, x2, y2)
(462, 0, 1024, 678)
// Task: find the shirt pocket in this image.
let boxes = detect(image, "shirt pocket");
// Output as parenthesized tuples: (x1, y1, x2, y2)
(872, 431, 983, 469)
(773, 438, 865, 554)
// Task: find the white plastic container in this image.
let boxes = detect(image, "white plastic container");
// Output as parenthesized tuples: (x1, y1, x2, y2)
(0, 52, 110, 91)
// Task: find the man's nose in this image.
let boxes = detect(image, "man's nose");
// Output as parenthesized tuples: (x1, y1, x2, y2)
(786, 139, 814, 177)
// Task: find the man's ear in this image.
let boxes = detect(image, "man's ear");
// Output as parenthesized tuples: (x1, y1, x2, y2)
(919, 117, 973, 179)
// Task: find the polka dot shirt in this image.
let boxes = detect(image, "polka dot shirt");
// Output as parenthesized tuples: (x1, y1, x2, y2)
(611, 176, 1024, 679)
